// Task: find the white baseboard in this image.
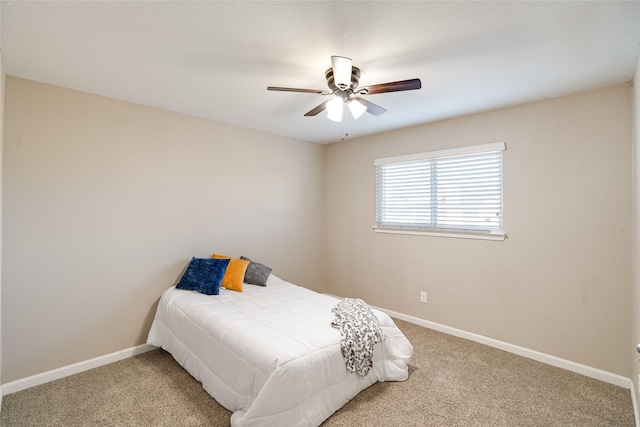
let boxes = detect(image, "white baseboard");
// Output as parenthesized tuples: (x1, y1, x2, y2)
(377, 307, 633, 390)
(631, 378, 640, 427)
(2, 343, 156, 396)
(0, 307, 634, 404)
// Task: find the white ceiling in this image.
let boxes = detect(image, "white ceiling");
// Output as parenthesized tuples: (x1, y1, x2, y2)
(2, 1, 640, 144)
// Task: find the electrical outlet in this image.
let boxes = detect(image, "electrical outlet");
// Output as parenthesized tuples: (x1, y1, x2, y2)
(420, 291, 428, 303)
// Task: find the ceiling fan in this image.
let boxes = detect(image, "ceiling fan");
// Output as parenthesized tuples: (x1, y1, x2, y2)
(267, 56, 421, 122)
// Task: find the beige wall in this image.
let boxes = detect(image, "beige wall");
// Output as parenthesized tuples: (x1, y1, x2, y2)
(0, 49, 4, 396)
(1, 76, 634, 385)
(632, 54, 640, 403)
(325, 84, 632, 377)
(1, 77, 325, 383)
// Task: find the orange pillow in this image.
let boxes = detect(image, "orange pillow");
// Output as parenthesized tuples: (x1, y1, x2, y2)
(211, 254, 250, 292)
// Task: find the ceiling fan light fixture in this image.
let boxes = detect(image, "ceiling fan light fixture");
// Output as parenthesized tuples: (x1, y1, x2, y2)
(267, 55, 422, 122)
(331, 56, 352, 89)
(327, 108, 343, 122)
(326, 96, 344, 122)
(348, 99, 367, 119)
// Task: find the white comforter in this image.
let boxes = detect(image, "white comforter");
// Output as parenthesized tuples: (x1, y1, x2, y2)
(146, 275, 413, 427)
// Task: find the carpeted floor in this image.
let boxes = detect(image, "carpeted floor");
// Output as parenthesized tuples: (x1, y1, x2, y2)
(0, 319, 634, 426)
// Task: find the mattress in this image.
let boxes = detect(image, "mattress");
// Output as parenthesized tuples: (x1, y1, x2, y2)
(147, 274, 413, 427)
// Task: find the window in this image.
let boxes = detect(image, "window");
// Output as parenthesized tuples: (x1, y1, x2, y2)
(374, 142, 505, 240)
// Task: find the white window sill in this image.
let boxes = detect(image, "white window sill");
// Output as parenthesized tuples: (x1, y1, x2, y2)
(372, 226, 506, 241)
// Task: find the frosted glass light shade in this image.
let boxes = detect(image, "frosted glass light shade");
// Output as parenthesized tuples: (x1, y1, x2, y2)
(348, 99, 367, 119)
(326, 97, 344, 122)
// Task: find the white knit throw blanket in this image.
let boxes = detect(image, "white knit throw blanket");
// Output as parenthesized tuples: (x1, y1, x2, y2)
(331, 298, 383, 378)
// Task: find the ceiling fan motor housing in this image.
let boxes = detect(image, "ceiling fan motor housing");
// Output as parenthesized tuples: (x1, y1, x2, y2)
(325, 66, 361, 95)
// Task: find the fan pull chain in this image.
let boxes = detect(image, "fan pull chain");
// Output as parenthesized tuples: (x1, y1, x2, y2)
(342, 106, 349, 141)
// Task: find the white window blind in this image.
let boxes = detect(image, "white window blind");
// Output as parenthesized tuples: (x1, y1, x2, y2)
(375, 142, 505, 238)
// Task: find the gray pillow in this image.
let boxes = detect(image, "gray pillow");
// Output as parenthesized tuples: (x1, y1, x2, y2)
(240, 256, 272, 286)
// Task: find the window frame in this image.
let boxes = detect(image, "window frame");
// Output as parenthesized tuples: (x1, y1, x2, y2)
(374, 142, 506, 241)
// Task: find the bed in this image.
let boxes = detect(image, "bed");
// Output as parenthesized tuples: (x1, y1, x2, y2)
(146, 273, 413, 427)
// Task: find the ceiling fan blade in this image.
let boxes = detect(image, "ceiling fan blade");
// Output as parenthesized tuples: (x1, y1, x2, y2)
(267, 86, 330, 95)
(304, 100, 331, 116)
(353, 97, 387, 116)
(359, 78, 421, 95)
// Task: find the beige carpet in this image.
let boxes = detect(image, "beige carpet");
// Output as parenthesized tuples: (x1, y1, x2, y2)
(1, 319, 634, 426)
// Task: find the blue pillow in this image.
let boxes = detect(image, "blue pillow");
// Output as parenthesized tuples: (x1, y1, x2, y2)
(176, 257, 230, 295)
